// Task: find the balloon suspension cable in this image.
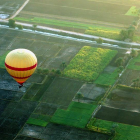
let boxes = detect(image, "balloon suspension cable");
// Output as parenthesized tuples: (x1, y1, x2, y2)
(19, 84, 23, 88)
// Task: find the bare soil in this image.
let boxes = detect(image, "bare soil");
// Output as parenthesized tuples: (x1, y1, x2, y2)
(96, 106, 140, 127)
(104, 87, 140, 112)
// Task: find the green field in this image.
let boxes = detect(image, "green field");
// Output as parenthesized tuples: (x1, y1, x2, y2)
(64, 46, 117, 81)
(26, 117, 48, 127)
(95, 68, 119, 86)
(0, 51, 9, 68)
(125, 6, 138, 16)
(51, 102, 97, 128)
(88, 118, 140, 140)
(127, 54, 140, 70)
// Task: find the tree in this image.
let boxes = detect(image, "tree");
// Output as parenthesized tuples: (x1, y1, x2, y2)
(61, 62, 66, 69)
(110, 123, 118, 136)
(120, 29, 128, 40)
(127, 25, 136, 40)
(55, 69, 61, 75)
(17, 24, 23, 30)
(8, 19, 16, 28)
(75, 92, 83, 102)
(36, 68, 42, 74)
(36, 68, 49, 74)
(97, 38, 103, 44)
(118, 66, 124, 72)
(33, 24, 37, 30)
(130, 49, 138, 57)
(132, 20, 137, 26)
(115, 57, 124, 67)
(132, 79, 137, 88)
(42, 69, 49, 74)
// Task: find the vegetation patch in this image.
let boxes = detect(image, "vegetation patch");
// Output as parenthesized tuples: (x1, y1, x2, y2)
(95, 68, 119, 86)
(127, 55, 140, 70)
(14, 17, 121, 31)
(88, 118, 140, 140)
(0, 51, 9, 68)
(125, 6, 139, 16)
(51, 101, 97, 128)
(64, 46, 117, 81)
(26, 117, 48, 127)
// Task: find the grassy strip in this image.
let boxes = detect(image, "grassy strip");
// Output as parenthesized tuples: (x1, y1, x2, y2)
(0, 51, 9, 68)
(94, 68, 119, 86)
(88, 118, 140, 140)
(26, 117, 48, 127)
(32, 76, 55, 101)
(51, 102, 97, 128)
(125, 6, 138, 16)
(14, 17, 120, 31)
(127, 54, 140, 70)
(64, 46, 117, 82)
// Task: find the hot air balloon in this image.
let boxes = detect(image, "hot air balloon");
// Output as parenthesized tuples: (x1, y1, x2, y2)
(5, 49, 37, 88)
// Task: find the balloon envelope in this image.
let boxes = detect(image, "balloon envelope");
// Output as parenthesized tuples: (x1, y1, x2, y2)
(5, 49, 37, 85)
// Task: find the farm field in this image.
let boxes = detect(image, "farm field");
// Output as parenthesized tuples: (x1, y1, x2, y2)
(95, 106, 140, 127)
(119, 54, 140, 86)
(17, 123, 110, 140)
(94, 50, 127, 86)
(88, 118, 140, 140)
(0, 28, 113, 139)
(51, 102, 97, 128)
(18, 0, 133, 26)
(40, 77, 84, 108)
(64, 46, 117, 82)
(93, 0, 140, 5)
(0, 28, 83, 70)
(73, 83, 107, 103)
(0, 0, 26, 19)
(104, 85, 140, 111)
(1, 27, 140, 139)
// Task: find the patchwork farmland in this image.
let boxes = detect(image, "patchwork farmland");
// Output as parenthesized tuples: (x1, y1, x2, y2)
(0, 26, 140, 139)
(1, 0, 140, 139)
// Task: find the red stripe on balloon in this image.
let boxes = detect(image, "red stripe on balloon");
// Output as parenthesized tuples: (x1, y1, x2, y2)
(5, 63, 37, 71)
(11, 74, 31, 79)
